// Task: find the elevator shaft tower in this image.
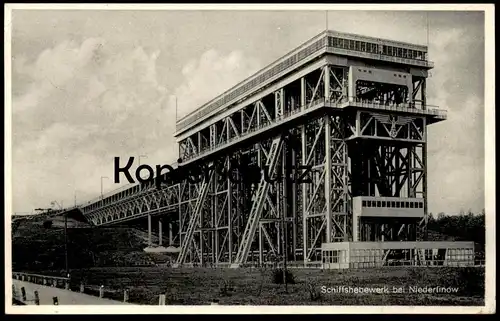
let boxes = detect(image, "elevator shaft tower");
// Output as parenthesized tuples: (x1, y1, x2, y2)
(169, 30, 445, 267)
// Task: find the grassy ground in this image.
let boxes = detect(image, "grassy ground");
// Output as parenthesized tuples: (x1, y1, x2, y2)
(13, 218, 485, 306)
(56, 266, 484, 306)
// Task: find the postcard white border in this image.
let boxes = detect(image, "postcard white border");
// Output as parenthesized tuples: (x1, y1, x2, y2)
(4, 3, 495, 314)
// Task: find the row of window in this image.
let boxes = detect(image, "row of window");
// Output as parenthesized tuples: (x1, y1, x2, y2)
(328, 37, 427, 61)
(356, 68, 409, 79)
(362, 200, 424, 209)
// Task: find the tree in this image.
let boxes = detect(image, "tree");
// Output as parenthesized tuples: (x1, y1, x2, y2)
(43, 220, 53, 229)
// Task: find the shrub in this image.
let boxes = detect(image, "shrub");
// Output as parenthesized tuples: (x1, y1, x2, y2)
(440, 267, 485, 296)
(307, 283, 322, 301)
(271, 268, 295, 284)
(43, 220, 53, 229)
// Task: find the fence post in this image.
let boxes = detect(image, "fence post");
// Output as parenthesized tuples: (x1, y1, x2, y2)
(158, 294, 166, 305)
(123, 289, 129, 303)
(21, 287, 26, 301)
(34, 291, 40, 305)
(99, 285, 104, 298)
(80, 283, 85, 293)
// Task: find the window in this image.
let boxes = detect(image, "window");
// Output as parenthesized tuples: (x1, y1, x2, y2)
(331, 250, 339, 263)
(388, 46, 393, 56)
(410, 202, 414, 208)
(419, 202, 423, 208)
(362, 200, 367, 207)
(349, 40, 355, 50)
(382, 201, 386, 207)
(391, 201, 396, 207)
(361, 42, 366, 51)
(405, 202, 409, 208)
(382, 45, 388, 55)
(396, 202, 400, 208)
(402, 48, 407, 58)
(397, 48, 402, 57)
(355, 41, 361, 51)
(377, 201, 381, 207)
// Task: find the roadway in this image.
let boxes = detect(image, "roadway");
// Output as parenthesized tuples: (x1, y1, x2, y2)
(12, 280, 135, 305)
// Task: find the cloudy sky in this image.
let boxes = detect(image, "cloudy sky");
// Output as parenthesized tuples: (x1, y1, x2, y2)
(8, 7, 486, 215)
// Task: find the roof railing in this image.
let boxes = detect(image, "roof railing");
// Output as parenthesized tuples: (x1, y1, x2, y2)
(176, 32, 433, 133)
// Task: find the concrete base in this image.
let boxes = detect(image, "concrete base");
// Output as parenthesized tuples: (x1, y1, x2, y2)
(321, 241, 475, 269)
(144, 246, 180, 253)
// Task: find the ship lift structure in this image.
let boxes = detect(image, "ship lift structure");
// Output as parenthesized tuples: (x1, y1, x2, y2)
(62, 30, 475, 269)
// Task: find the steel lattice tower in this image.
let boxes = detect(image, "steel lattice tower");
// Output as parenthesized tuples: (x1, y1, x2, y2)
(80, 30, 460, 268)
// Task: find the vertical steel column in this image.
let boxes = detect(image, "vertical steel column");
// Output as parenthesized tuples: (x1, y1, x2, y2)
(324, 65, 331, 102)
(227, 170, 233, 264)
(213, 166, 218, 265)
(301, 77, 306, 109)
(169, 223, 173, 246)
(301, 125, 307, 265)
(178, 185, 182, 248)
(275, 88, 284, 119)
(324, 115, 332, 243)
(324, 65, 332, 245)
(259, 223, 263, 264)
(422, 79, 428, 241)
(148, 214, 152, 247)
(159, 218, 163, 246)
(291, 142, 297, 261)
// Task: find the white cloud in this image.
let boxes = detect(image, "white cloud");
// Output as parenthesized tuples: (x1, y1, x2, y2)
(12, 38, 171, 211)
(172, 49, 260, 120)
(425, 27, 484, 214)
(12, 41, 261, 212)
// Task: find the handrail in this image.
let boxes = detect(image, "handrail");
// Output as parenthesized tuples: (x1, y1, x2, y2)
(180, 97, 447, 163)
(13, 271, 71, 290)
(13, 271, 70, 281)
(81, 161, 180, 208)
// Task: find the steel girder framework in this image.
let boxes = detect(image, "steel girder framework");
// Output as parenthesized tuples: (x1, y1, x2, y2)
(348, 74, 429, 244)
(81, 61, 436, 268)
(175, 64, 352, 267)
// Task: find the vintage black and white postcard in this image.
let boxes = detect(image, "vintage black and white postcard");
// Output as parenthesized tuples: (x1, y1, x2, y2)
(4, 3, 495, 314)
